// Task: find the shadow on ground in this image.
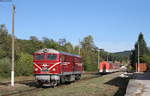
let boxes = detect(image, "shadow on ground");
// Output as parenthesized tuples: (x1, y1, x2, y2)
(22, 81, 39, 87)
(20, 80, 72, 88)
(20, 81, 53, 88)
(104, 77, 130, 96)
(133, 72, 150, 80)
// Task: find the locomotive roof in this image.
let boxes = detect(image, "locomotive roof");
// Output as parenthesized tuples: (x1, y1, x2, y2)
(35, 48, 81, 58)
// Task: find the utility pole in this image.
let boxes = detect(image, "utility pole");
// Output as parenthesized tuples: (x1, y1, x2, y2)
(97, 49, 104, 69)
(11, 4, 15, 87)
(137, 42, 140, 72)
(78, 39, 80, 55)
(97, 49, 99, 69)
(107, 52, 109, 62)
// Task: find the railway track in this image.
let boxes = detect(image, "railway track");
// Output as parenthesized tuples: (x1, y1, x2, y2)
(1, 72, 120, 96)
(0, 79, 34, 86)
(0, 72, 98, 86)
(1, 73, 102, 96)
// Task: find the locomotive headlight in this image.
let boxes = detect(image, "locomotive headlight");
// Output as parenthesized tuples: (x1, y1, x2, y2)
(35, 68, 38, 71)
(52, 68, 56, 71)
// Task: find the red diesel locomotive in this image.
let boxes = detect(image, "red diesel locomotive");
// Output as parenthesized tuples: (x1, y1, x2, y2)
(33, 48, 83, 87)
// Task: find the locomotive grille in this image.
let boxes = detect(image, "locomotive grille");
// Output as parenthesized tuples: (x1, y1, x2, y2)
(41, 64, 49, 71)
(42, 67, 48, 71)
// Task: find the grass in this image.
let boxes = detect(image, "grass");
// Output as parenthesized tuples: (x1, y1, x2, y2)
(16, 72, 122, 96)
(0, 72, 129, 96)
(0, 76, 10, 82)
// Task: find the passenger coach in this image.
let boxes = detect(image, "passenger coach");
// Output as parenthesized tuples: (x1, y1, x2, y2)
(99, 61, 120, 74)
(33, 48, 83, 87)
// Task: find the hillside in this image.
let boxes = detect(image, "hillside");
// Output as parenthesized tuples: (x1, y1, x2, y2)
(113, 51, 131, 58)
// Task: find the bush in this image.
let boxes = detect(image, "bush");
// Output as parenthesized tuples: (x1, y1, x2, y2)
(0, 58, 11, 77)
(141, 54, 150, 68)
(16, 52, 33, 76)
(127, 65, 135, 72)
(83, 56, 97, 71)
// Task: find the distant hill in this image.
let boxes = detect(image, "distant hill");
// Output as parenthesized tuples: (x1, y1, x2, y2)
(113, 50, 131, 57)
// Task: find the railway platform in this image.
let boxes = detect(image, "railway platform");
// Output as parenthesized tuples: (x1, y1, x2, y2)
(125, 71, 150, 96)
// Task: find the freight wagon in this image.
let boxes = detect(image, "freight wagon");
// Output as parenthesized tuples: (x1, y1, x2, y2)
(136, 63, 148, 72)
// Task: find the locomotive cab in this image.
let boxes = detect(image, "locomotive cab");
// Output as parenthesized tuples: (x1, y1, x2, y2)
(33, 49, 61, 87)
(33, 53, 60, 73)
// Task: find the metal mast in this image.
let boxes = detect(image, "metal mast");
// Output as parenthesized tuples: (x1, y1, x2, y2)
(11, 4, 15, 87)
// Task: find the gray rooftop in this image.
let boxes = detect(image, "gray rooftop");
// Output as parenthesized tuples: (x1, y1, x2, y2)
(35, 48, 81, 57)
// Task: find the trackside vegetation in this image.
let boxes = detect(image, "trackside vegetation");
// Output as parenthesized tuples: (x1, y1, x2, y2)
(0, 24, 128, 78)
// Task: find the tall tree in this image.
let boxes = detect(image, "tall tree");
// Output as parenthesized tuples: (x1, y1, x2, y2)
(130, 32, 150, 67)
(64, 42, 74, 53)
(0, 25, 11, 58)
(80, 35, 98, 71)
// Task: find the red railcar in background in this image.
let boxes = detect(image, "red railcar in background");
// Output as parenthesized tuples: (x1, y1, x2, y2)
(99, 61, 120, 74)
(33, 48, 83, 87)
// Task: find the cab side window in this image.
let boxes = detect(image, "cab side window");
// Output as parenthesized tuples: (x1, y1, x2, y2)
(60, 55, 65, 62)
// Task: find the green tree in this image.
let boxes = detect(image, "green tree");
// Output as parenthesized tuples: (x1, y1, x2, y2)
(64, 42, 74, 53)
(80, 35, 98, 71)
(28, 36, 45, 53)
(141, 54, 150, 67)
(0, 58, 11, 77)
(130, 32, 150, 68)
(42, 37, 60, 49)
(16, 52, 33, 76)
(0, 25, 12, 58)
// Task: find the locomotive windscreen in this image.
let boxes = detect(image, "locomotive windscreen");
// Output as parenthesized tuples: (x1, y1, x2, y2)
(34, 54, 44, 60)
(47, 54, 57, 60)
(34, 54, 57, 61)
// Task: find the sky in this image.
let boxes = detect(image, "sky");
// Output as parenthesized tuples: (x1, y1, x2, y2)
(0, 0, 150, 52)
